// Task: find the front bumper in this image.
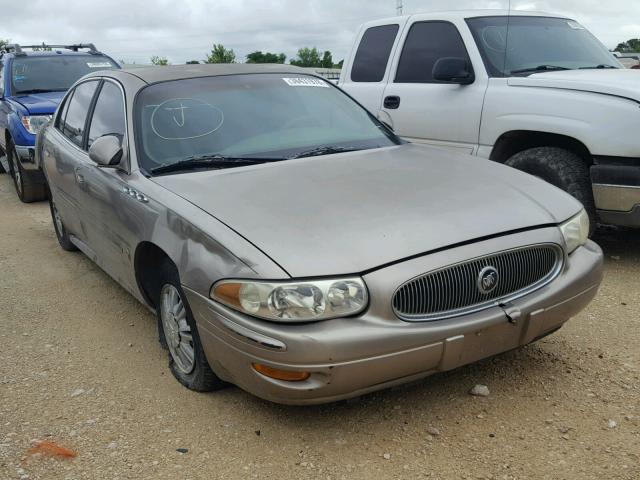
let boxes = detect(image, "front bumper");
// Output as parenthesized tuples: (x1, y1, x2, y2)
(592, 160, 640, 227)
(14, 145, 40, 171)
(186, 228, 603, 405)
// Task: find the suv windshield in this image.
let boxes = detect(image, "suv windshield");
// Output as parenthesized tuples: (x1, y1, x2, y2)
(10, 55, 118, 95)
(466, 16, 621, 77)
(135, 74, 401, 173)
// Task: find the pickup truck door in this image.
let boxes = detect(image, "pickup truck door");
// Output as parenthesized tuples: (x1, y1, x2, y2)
(381, 19, 488, 154)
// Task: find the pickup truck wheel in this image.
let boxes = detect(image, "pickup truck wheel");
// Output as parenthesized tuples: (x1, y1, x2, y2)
(505, 147, 596, 234)
(49, 196, 78, 251)
(157, 261, 226, 392)
(7, 143, 47, 203)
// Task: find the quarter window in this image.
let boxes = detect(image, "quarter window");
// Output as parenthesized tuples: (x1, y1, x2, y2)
(351, 24, 399, 82)
(87, 81, 126, 148)
(395, 21, 470, 83)
(60, 80, 99, 148)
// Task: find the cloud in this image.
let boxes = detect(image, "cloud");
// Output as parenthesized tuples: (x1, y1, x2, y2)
(1, 0, 637, 64)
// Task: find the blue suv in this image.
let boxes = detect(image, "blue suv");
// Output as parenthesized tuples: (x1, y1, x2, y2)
(0, 44, 119, 202)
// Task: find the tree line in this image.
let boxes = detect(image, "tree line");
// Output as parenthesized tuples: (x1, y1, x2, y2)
(150, 44, 343, 68)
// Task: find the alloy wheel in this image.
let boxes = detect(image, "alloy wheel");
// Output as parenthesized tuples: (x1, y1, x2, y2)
(160, 284, 195, 374)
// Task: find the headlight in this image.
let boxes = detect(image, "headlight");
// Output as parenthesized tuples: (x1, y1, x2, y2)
(21, 115, 52, 134)
(211, 278, 368, 322)
(560, 209, 589, 254)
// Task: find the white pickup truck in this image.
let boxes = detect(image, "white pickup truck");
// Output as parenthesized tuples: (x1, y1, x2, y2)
(339, 10, 640, 228)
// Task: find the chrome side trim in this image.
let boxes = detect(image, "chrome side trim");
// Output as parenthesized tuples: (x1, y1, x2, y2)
(592, 183, 640, 212)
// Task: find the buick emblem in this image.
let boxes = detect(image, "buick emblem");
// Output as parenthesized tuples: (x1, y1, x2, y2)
(477, 266, 499, 294)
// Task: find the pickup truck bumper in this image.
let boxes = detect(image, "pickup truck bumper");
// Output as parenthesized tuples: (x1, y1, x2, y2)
(14, 145, 40, 171)
(591, 159, 640, 227)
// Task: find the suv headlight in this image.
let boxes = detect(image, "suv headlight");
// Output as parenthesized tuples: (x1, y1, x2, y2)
(211, 278, 368, 322)
(560, 209, 589, 254)
(21, 115, 52, 134)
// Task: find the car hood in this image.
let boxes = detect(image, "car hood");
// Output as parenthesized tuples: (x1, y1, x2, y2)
(151, 144, 581, 277)
(508, 69, 640, 102)
(11, 91, 65, 115)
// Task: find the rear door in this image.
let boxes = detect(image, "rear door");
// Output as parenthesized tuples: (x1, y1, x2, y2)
(340, 20, 407, 122)
(381, 18, 488, 154)
(44, 80, 100, 241)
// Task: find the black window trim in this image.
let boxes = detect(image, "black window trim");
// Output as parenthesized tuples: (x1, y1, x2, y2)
(393, 20, 474, 84)
(54, 78, 100, 152)
(350, 23, 401, 83)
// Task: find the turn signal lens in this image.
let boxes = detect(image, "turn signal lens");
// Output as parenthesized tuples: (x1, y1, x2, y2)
(252, 363, 311, 382)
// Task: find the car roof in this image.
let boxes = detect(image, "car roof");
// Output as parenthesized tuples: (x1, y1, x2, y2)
(4, 50, 110, 58)
(109, 63, 312, 84)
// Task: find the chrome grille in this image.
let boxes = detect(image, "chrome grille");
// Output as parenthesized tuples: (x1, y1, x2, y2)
(392, 244, 563, 321)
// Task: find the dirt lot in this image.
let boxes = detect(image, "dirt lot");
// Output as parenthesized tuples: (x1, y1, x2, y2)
(0, 173, 638, 480)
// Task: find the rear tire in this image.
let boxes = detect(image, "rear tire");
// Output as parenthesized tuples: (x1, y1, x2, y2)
(156, 260, 226, 392)
(49, 195, 78, 251)
(505, 147, 596, 234)
(7, 141, 47, 203)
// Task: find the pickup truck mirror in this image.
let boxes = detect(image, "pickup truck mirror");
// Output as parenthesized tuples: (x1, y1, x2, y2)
(432, 57, 475, 85)
(88, 134, 123, 167)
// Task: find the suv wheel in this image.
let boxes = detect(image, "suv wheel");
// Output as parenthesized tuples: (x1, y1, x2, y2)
(7, 141, 47, 203)
(505, 147, 596, 234)
(156, 260, 226, 392)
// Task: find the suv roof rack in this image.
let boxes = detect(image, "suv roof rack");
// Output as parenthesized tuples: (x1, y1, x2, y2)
(1, 43, 102, 56)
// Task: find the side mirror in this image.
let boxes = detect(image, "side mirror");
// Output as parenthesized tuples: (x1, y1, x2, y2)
(432, 57, 475, 85)
(88, 135, 123, 167)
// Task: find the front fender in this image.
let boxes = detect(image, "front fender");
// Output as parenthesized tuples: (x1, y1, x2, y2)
(7, 111, 35, 147)
(480, 81, 640, 158)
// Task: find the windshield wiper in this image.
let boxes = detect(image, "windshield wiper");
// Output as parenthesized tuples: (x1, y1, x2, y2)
(579, 64, 618, 69)
(289, 146, 364, 159)
(510, 65, 571, 75)
(15, 88, 67, 95)
(150, 154, 281, 175)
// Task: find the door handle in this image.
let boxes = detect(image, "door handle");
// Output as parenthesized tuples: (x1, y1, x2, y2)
(74, 168, 86, 185)
(383, 95, 401, 109)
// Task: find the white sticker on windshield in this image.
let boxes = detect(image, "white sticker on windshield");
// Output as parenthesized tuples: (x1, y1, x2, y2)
(567, 20, 585, 30)
(283, 77, 329, 88)
(87, 62, 113, 68)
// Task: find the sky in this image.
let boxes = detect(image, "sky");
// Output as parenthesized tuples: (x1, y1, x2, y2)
(1, 0, 638, 64)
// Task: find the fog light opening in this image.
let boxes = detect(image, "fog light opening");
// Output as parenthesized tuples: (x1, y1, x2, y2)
(252, 363, 311, 382)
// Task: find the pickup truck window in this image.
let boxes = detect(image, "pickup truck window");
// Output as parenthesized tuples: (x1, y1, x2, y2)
(60, 80, 99, 148)
(466, 16, 621, 77)
(395, 21, 470, 83)
(351, 24, 399, 82)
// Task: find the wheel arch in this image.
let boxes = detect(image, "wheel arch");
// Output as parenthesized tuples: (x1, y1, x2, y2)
(134, 241, 178, 310)
(489, 130, 593, 166)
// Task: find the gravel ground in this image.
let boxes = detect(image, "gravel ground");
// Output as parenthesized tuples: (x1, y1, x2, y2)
(0, 173, 638, 480)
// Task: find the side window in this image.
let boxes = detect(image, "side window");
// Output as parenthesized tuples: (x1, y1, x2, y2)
(87, 81, 125, 148)
(395, 21, 470, 83)
(60, 80, 99, 148)
(351, 24, 399, 82)
(56, 92, 73, 130)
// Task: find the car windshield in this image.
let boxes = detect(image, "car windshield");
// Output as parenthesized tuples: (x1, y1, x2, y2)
(11, 55, 119, 94)
(134, 73, 401, 174)
(466, 16, 622, 77)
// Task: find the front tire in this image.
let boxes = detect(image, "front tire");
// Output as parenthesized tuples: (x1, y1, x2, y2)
(505, 147, 596, 234)
(156, 261, 226, 392)
(7, 142, 47, 203)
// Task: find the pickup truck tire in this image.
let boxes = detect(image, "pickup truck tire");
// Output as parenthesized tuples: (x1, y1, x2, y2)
(505, 147, 596, 234)
(157, 260, 227, 392)
(49, 195, 78, 252)
(7, 142, 47, 203)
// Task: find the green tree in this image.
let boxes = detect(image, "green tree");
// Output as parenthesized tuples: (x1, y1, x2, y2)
(150, 56, 169, 66)
(246, 51, 286, 64)
(290, 47, 323, 67)
(186, 60, 200, 64)
(0, 39, 11, 51)
(320, 50, 333, 69)
(615, 38, 640, 52)
(334, 59, 344, 69)
(205, 44, 236, 64)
